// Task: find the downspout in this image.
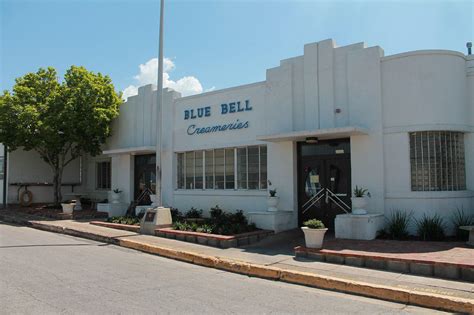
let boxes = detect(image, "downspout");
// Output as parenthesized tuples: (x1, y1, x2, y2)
(2, 145, 7, 209)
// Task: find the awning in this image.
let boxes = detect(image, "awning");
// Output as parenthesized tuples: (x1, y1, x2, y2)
(102, 146, 156, 155)
(257, 126, 369, 142)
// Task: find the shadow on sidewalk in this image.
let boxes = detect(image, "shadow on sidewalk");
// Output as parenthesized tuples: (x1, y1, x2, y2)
(239, 228, 469, 259)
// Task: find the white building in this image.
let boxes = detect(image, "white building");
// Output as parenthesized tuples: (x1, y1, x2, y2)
(3, 39, 474, 234)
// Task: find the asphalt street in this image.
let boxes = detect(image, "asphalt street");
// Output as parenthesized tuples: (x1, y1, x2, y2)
(0, 222, 449, 314)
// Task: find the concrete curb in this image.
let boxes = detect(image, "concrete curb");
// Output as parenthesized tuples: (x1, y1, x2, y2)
(1, 215, 473, 313)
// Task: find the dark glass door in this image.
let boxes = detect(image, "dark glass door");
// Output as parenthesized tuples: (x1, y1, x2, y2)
(298, 139, 351, 230)
(134, 154, 156, 205)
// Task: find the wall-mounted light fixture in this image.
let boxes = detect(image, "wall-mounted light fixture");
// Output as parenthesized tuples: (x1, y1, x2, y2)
(305, 137, 318, 144)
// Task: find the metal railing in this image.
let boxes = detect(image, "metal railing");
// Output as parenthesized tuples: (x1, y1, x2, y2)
(302, 187, 351, 214)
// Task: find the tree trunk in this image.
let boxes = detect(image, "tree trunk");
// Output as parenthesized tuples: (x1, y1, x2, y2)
(52, 167, 63, 207)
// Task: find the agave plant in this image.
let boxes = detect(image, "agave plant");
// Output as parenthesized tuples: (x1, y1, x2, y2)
(415, 213, 446, 241)
(353, 185, 371, 198)
(451, 207, 474, 240)
(385, 209, 413, 240)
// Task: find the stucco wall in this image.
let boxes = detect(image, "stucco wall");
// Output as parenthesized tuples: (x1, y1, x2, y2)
(163, 82, 271, 215)
(7, 149, 83, 204)
(380, 51, 474, 233)
(106, 84, 157, 151)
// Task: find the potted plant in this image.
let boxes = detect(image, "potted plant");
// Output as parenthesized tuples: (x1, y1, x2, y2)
(352, 185, 371, 215)
(301, 219, 328, 249)
(61, 201, 75, 214)
(111, 188, 122, 204)
(267, 180, 279, 212)
(267, 189, 279, 211)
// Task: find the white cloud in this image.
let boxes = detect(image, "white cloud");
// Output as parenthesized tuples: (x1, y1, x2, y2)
(122, 85, 139, 101)
(122, 57, 206, 100)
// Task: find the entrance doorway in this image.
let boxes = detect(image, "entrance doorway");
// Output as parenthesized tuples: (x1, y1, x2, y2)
(134, 154, 156, 205)
(297, 139, 351, 230)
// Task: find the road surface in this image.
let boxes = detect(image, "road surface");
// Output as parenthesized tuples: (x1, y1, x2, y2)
(0, 222, 449, 314)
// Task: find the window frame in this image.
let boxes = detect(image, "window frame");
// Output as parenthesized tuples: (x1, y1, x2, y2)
(96, 160, 111, 190)
(409, 131, 466, 192)
(176, 145, 268, 191)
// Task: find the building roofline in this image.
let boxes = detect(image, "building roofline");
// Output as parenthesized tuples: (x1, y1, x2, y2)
(382, 50, 466, 62)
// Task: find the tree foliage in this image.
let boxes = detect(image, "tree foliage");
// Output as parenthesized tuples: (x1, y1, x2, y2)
(0, 66, 122, 205)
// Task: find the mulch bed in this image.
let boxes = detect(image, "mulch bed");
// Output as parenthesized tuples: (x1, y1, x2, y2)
(156, 228, 273, 248)
(4, 204, 108, 220)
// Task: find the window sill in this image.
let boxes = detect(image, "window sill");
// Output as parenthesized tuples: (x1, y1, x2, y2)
(386, 190, 474, 199)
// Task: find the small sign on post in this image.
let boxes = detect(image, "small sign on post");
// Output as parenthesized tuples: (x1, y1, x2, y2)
(140, 207, 172, 235)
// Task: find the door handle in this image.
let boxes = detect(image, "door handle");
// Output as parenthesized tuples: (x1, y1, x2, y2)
(335, 193, 347, 197)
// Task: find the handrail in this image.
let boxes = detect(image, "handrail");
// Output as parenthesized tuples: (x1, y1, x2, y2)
(301, 187, 325, 208)
(302, 188, 326, 214)
(325, 189, 351, 213)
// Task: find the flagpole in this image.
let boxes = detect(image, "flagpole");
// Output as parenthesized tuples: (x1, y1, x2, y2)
(156, 0, 164, 206)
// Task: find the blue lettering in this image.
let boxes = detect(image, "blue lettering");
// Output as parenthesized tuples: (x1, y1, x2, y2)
(245, 100, 252, 111)
(221, 104, 228, 114)
(184, 110, 190, 120)
(186, 120, 249, 135)
(229, 102, 236, 113)
(237, 101, 244, 112)
(190, 109, 197, 119)
(197, 108, 204, 118)
(187, 124, 197, 135)
(205, 106, 211, 117)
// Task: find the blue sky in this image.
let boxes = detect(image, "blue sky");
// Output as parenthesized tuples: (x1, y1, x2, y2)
(1, 0, 473, 98)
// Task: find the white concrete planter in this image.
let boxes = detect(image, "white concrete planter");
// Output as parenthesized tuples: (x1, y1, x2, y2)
(61, 203, 75, 214)
(150, 194, 158, 207)
(267, 196, 279, 212)
(301, 227, 328, 249)
(111, 192, 121, 204)
(351, 197, 368, 215)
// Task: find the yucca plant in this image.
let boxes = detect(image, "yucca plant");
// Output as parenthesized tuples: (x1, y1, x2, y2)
(451, 207, 474, 240)
(385, 210, 413, 240)
(415, 213, 446, 241)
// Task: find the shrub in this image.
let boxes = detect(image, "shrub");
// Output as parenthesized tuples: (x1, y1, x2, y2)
(185, 207, 203, 219)
(170, 208, 183, 222)
(197, 224, 214, 234)
(172, 206, 257, 236)
(303, 219, 325, 229)
(451, 207, 474, 240)
(210, 205, 223, 219)
(415, 213, 446, 241)
(173, 221, 189, 231)
(107, 216, 140, 225)
(385, 210, 413, 240)
(230, 210, 248, 225)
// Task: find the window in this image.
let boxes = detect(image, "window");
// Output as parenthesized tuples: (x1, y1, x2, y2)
(185, 152, 194, 189)
(177, 153, 184, 189)
(237, 148, 247, 189)
(225, 148, 235, 189)
(96, 161, 111, 190)
(410, 131, 466, 191)
(248, 146, 259, 189)
(195, 150, 203, 189)
(215, 149, 225, 189)
(205, 150, 214, 189)
(176, 145, 267, 190)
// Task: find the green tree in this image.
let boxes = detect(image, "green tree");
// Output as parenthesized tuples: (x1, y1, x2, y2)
(0, 66, 122, 205)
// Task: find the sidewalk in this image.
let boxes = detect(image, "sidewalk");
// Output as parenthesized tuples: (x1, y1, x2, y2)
(1, 210, 473, 313)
